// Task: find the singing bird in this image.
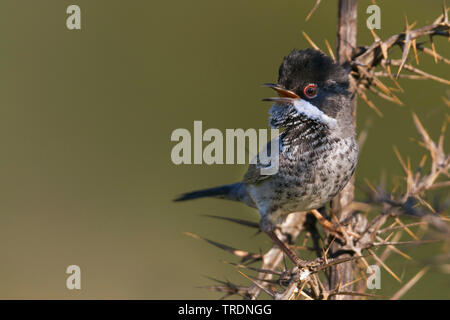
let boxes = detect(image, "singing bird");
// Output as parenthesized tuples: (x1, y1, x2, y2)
(175, 49, 359, 265)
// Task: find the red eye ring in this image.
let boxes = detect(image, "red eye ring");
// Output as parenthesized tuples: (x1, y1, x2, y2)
(304, 84, 318, 99)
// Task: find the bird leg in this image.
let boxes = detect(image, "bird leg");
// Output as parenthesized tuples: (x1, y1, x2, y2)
(264, 228, 307, 267)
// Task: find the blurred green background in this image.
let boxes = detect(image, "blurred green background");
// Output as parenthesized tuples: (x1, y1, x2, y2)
(0, 0, 448, 299)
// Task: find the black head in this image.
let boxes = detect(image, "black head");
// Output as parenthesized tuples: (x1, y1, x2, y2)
(264, 49, 352, 132)
(278, 48, 349, 99)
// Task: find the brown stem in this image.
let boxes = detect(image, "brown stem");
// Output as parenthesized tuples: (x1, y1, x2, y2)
(329, 0, 358, 300)
(265, 229, 307, 267)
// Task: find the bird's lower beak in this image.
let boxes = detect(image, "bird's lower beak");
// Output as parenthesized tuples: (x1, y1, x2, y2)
(262, 97, 297, 104)
(262, 83, 300, 105)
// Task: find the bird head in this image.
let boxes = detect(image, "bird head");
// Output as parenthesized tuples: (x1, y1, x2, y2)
(264, 49, 353, 134)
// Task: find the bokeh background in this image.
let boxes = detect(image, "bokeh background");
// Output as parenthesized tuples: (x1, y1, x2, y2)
(0, 0, 448, 299)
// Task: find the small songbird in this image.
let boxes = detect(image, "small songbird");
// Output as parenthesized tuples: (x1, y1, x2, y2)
(175, 49, 359, 266)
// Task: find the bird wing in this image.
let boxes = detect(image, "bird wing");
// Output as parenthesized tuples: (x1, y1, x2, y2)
(242, 163, 272, 185)
(242, 138, 280, 185)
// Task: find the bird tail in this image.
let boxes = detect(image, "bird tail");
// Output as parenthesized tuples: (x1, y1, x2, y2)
(174, 182, 248, 203)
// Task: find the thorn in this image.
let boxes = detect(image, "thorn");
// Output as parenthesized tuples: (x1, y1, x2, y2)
(427, 181, 450, 190)
(305, 0, 322, 22)
(393, 146, 410, 176)
(373, 239, 440, 247)
(380, 42, 389, 62)
(368, 249, 402, 283)
(383, 231, 396, 243)
(371, 75, 403, 105)
(433, 4, 450, 24)
(398, 62, 450, 85)
(430, 37, 439, 63)
(404, 13, 410, 32)
(330, 291, 389, 299)
(301, 31, 320, 51)
(394, 217, 419, 240)
(183, 232, 261, 262)
(294, 279, 309, 300)
(385, 65, 404, 92)
(416, 195, 436, 213)
(202, 275, 231, 286)
(391, 266, 430, 300)
(443, 1, 449, 24)
(412, 113, 439, 155)
(198, 284, 248, 298)
(340, 276, 364, 290)
(391, 180, 400, 193)
(237, 270, 274, 297)
(323, 236, 337, 258)
(298, 290, 314, 300)
(324, 39, 335, 61)
(378, 222, 425, 234)
(412, 39, 419, 65)
(364, 178, 378, 194)
(201, 214, 259, 229)
(396, 39, 411, 78)
(357, 88, 383, 117)
(316, 254, 373, 273)
(375, 236, 413, 260)
(416, 154, 428, 178)
(367, 85, 402, 105)
(222, 261, 282, 275)
(369, 28, 380, 42)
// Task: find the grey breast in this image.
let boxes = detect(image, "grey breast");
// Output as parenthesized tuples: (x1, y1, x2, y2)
(250, 135, 358, 223)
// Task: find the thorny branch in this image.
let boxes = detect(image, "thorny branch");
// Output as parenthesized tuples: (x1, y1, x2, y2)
(350, 6, 450, 113)
(188, 5, 450, 300)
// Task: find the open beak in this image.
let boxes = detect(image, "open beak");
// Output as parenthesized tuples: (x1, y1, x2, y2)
(262, 83, 300, 105)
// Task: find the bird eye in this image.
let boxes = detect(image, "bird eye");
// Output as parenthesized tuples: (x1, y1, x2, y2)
(304, 84, 318, 99)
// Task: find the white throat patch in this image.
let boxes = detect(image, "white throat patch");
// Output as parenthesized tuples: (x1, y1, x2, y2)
(292, 99, 337, 128)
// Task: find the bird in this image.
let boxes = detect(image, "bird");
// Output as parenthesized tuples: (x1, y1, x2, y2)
(175, 48, 359, 266)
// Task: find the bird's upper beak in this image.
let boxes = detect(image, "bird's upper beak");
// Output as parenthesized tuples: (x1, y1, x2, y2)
(262, 83, 300, 105)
